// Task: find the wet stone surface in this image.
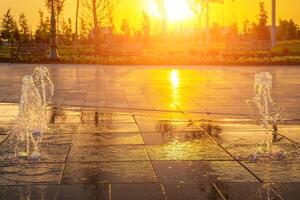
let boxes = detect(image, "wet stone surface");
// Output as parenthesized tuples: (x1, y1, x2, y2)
(0, 135, 7, 144)
(212, 124, 300, 162)
(243, 161, 300, 183)
(111, 183, 165, 200)
(0, 142, 70, 163)
(278, 125, 300, 143)
(1, 105, 300, 198)
(213, 182, 280, 200)
(1, 61, 300, 200)
(56, 184, 109, 200)
(152, 161, 258, 184)
(72, 132, 144, 146)
(0, 125, 11, 135)
(77, 122, 139, 133)
(271, 182, 300, 200)
(61, 161, 158, 184)
(146, 139, 232, 161)
(47, 124, 79, 134)
(162, 183, 225, 200)
(41, 133, 74, 145)
(0, 163, 64, 185)
(0, 185, 58, 200)
(135, 118, 201, 133)
(68, 145, 149, 162)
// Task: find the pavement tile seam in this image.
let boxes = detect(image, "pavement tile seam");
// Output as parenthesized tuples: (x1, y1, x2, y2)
(58, 145, 72, 185)
(132, 115, 161, 188)
(202, 129, 265, 183)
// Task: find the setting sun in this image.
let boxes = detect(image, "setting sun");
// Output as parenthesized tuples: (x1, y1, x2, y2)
(165, 0, 194, 22)
(148, 0, 194, 22)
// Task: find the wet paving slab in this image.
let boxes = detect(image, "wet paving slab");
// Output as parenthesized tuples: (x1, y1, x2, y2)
(41, 133, 74, 145)
(135, 118, 202, 133)
(68, 145, 149, 162)
(111, 183, 165, 200)
(47, 124, 79, 134)
(270, 182, 300, 200)
(0, 125, 11, 135)
(152, 161, 258, 184)
(81, 111, 135, 123)
(0, 102, 300, 198)
(77, 122, 139, 133)
(162, 183, 223, 200)
(0, 116, 15, 124)
(146, 138, 232, 161)
(210, 123, 300, 162)
(0, 185, 58, 200)
(72, 132, 144, 146)
(56, 184, 109, 200)
(242, 161, 300, 183)
(0, 163, 64, 185)
(0, 135, 7, 144)
(213, 182, 281, 200)
(141, 131, 208, 145)
(61, 161, 158, 184)
(278, 125, 300, 143)
(0, 142, 70, 163)
(0, 64, 300, 197)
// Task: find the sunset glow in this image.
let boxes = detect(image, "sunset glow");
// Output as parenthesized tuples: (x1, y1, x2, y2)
(148, 0, 194, 22)
(1, 0, 300, 31)
(165, 0, 194, 22)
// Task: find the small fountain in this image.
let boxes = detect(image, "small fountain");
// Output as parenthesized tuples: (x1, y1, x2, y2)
(253, 72, 274, 149)
(12, 66, 54, 160)
(250, 71, 284, 161)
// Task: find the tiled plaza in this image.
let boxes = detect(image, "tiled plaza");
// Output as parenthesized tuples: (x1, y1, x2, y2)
(1, 64, 300, 199)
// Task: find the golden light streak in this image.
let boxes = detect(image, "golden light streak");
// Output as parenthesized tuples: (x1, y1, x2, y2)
(170, 69, 179, 88)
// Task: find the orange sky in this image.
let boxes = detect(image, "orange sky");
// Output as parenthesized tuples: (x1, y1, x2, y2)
(0, 0, 299, 32)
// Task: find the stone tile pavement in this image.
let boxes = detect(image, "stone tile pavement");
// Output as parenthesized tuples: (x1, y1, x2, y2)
(0, 64, 300, 199)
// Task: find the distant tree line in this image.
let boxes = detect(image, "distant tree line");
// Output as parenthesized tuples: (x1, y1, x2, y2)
(1, 1, 300, 48)
(0, 9, 73, 45)
(241, 2, 300, 41)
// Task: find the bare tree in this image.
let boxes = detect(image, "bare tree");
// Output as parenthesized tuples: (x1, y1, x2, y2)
(82, 0, 117, 51)
(189, 0, 224, 46)
(188, 0, 204, 44)
(75, 0, 80, 41)
(188, 0, 203, 26)
(155, 0, 167, 39)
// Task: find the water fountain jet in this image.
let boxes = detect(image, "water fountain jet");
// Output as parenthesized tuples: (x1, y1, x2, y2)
(12, 66, 54, 160)
(250, 71, 284, 161)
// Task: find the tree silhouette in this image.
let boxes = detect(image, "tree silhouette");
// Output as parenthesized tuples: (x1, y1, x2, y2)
(253, 2, 270, 40)
(35, 10, 50, 43)
(61, 18, 73, 45)
(0, 9, 18, 43)
(19, 13, 30, 42)
(142, 11, 151, 44)
(188, 0, 224, 45)
(155, 0, 167, 39)
(81, 0, 117, 51)
(278, 19, 299, 40)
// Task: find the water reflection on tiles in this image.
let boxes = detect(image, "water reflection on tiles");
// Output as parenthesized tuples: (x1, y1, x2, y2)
(0, 102, 299, 198)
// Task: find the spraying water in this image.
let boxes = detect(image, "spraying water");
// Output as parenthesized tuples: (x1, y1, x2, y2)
(253, 72, 274, 149)
(12, 66, 54, 159)
(251, 71, 284, 161)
